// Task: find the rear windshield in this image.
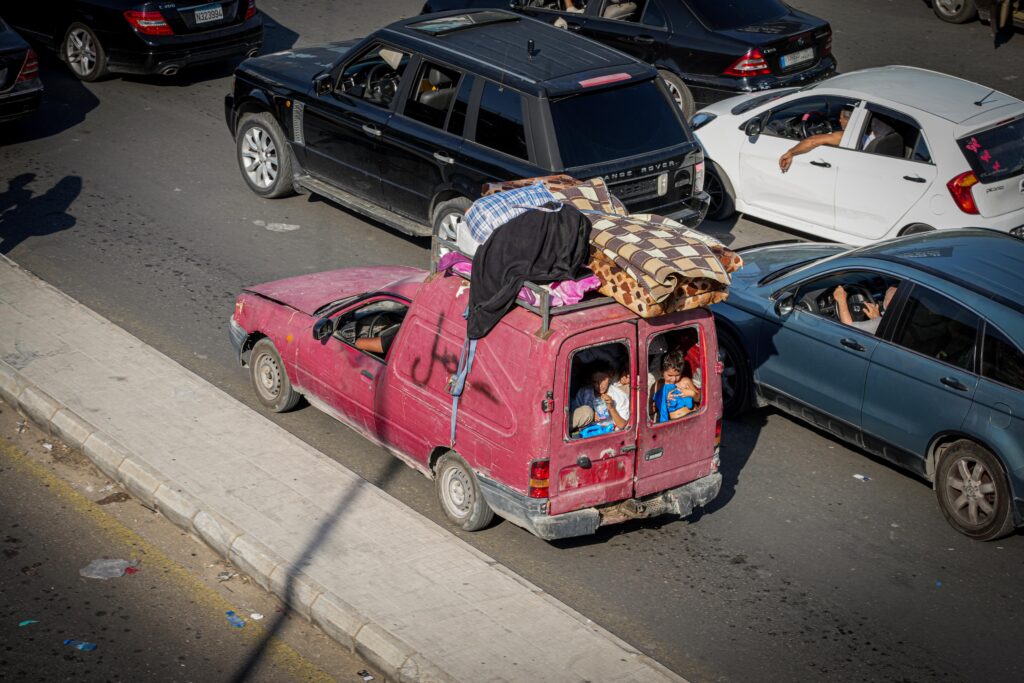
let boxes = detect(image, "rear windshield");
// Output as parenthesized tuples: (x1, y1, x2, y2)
(958, 116, 1024, 183)
(687, 0, 788, 31)
(551, 80, 687, 169)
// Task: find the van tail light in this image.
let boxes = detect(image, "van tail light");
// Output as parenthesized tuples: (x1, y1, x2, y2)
(947, 171, 979, 215)
(694, 160, 705, 193)
(124, 9, 174, 35)
(529, 459, 550, 499)
(245, 0, 257, 20)
(724, 49, 772, 77)
(15, 49, 39, 84)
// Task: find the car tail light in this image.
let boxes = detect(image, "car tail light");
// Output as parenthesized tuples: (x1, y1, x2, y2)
(724, 49, 771, 77)
(528, 459, 550, 499)
(15, 49, 39, 84)
(579, 72, 631, 89)
(947, 171, 979, 215)
(694, 160, 705, 193)
(822, 28, 833, 56)
(245, 0, 257, 20)
(124, 9, 174, 35)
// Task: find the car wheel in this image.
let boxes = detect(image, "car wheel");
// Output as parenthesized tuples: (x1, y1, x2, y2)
(718, 330, 750, 419)
(933, 0, 978, 23)
(899, 223, 935, 236)
(249, 338, 300, 412)
(432, 196, 472, 243)
(659, 70, 695, 119)
(704, 161, 736, 221)
(936, 440, 1014, 541)
(63, 23, 108, 82)
(435, 452, 494, 532)
(236, 113, 296, 198)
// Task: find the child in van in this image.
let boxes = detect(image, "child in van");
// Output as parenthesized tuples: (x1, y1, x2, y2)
(571, 367, 629, 435)
(650, 351, 699, 423)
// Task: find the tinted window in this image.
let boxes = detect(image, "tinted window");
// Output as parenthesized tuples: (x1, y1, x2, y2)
(550, 80, 685, 168)
(337, 44, 410, 110)
(982, 326, 1024, 391)
(404, 60, 462, 130)
(911, 133, 932, 164)
(687, 0, 788, 30)
(859, 110, 919, 160)
(892, 287, 979, 371)
(475, 82, 528, 160)
(599, 0, 642, 21)
(447, 74, 474, 137)
(957, 115, 1024, 183)
(642, 0, 667, 28)
(763, 96, 855, 141)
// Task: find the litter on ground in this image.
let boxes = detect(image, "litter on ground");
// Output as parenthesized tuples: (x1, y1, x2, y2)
(79, 558, 139, 580)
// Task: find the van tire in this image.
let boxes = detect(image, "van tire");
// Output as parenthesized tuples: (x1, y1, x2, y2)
(435, 452, 494, 531)
(250, 339, 301, 412)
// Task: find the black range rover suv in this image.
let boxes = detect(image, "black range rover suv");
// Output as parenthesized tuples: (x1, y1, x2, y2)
(224, 10, 708, 239)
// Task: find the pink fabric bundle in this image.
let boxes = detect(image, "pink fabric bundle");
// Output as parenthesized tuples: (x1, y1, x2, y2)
(437, 252, 600, 307)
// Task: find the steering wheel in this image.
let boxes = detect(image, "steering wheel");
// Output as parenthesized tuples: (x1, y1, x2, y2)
(361, 312, 394, 339)
(800, 111, 833, 138)
(842, 284, 876, 322)
(365, 63, 397, 104)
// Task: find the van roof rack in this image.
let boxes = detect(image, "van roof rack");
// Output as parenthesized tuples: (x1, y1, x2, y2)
(431, 234, 614, 337)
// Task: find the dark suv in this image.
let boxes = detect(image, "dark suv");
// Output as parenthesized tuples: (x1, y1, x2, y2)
(422, 0, 836, 118)
(224, 10, 708, 239)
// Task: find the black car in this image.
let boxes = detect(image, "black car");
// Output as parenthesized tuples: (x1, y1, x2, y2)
(0, 17, 42, 123)
(422, 0, 836, 117)
(4, 1, 263, 82)
(224, 10, 708, 239)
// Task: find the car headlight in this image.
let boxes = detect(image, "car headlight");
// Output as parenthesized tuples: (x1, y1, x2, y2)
(1011, 226, 1024, 239)
(690, 112, 716, 131)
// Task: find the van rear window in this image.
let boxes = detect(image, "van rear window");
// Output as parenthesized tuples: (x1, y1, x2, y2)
(550, 80, 686, 169)
(957, 116, 1024, 183)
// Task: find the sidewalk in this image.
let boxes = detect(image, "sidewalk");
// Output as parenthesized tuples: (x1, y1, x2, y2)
(0, 255, 684, 683)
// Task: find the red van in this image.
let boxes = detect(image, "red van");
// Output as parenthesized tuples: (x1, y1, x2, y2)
(230, 264, 722, 540)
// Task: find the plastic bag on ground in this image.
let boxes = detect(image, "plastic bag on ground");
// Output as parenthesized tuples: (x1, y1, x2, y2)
(79, 558, 138, 580)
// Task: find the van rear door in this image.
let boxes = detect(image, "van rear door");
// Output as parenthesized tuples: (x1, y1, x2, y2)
(548, 323, 638, 516)
(634, 313, 720, 499)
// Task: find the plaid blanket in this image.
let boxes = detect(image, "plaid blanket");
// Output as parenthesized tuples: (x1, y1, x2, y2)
(482, 175, 628, 217)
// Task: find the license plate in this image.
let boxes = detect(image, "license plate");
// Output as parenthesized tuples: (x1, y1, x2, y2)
(781, 47, 814, 69)
(194, 3, 224, 23)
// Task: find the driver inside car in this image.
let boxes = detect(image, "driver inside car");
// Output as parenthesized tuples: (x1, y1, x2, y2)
(833, 284, 898, 335)
(779, 106, 853, 173)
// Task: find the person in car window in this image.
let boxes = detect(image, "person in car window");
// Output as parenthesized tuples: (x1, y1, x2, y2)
(779, 106, 853, 173)
(650, 352, 699, 423)
(833, 285, 898, 335)
(564, 0, 585, 12)
(571, 367, 629, 432)
(354, 324, 401, 357)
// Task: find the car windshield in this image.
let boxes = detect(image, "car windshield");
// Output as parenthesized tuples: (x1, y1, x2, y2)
(686, 0, 789, 31)
(550, 80, 686, 169)
(957, 115, 1024, 183)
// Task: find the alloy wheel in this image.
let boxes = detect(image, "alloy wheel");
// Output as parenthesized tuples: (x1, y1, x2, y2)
(241, 126, 279, 189)
(66, 28, 97, 77)
(943, 456, 999, 528)
(438, 211, 463, 242)
(934, 0, 966, 16)
(665, 80, 684, 111)
(705, 171, 724, 219)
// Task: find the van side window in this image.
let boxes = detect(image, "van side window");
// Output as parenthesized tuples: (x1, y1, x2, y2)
(568, 342, 631, 438)
(404, 60, 462, 130)
(446, 74, 474, 137)
(647, 328, 702, 423)
(475, 81, 529, 160)
(982, 325, 1024, 391)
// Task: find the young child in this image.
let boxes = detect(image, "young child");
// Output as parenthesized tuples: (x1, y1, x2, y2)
(650, 351, 699, 423)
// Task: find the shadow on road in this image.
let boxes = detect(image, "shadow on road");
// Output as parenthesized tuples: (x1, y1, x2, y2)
(0, 173, 81, 254)
(0, 52, 99, 144)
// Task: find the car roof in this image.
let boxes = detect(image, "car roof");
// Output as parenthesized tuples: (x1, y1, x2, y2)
(855, 229, 1024, 315)
(819, 66, 1021, 124)
(382, 10, 654, 97)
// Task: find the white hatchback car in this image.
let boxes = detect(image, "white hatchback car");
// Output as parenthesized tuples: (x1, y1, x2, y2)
(692, 66, 1024, 244)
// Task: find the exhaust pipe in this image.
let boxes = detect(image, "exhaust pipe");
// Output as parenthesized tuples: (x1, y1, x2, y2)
(160, 65, 179, 76)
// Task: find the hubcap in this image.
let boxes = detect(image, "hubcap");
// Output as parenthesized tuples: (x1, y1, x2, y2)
(935, 0, 965, 15)
(254, 352, 281, 400)
(441, 465, 472, 519)
(945, 457, 998, 527)
(66, 29, 97, 77)
(241, 126, 279, 189)
(437, 211, 463, 242)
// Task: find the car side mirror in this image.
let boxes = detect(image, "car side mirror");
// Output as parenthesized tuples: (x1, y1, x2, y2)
(774, 292, 795, 317)
(312, 317, 335, 341)
(744, 116, 763, 138)
(313, 73, 333, 96)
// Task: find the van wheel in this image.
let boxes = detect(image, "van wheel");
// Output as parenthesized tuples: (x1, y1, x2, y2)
(237, 113, 296, 198)
(899, 223, 935, 236)
(63, 23, 108, 82)
(933, 0, 978, 23)
(705, 161, 736, 221)
(435, 452, 494, 531)
(250, 339, 300, 412)
(936, 441, 1014, 541)
(432, 197, 471, 243)
(718, 330, 750, 419)
(659, 70, 695, 119)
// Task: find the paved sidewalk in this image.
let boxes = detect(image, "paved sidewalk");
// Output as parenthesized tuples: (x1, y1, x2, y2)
(0, 255, 684, 683)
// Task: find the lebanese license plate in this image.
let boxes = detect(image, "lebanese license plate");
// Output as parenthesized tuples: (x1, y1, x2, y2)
(781, 47, 814, 69)
(194, 3, 224, 23)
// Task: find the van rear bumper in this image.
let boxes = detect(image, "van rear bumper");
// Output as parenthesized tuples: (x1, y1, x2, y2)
(479, 472, 722, 541)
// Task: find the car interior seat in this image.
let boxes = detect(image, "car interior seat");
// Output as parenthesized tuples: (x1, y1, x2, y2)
(865, 131, 905, 158)
(602, 0, 637, 20)
(419, 69, 454, 111)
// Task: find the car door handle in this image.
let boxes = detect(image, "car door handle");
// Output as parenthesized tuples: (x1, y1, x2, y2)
(360, 369, 375, 381)
(433, 151, 454, 165)
(644, 447, 663, 462)
(840, 338, 866, 352)
(361, 124, 382, 138)
(566, 22, 582, 31)
(633, 35, 655, 45)
(940, 376, 969, 391)
(903, 175, 927, 183)
(810, 160, 831, 168)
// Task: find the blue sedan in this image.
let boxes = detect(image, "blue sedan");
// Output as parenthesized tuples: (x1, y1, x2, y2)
(713, 229, 1024, 541)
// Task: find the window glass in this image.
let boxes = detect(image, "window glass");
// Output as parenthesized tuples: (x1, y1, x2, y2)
(982, 326, 1024, 391)
(446, 74, 474, 136)
(550, 79, 684, 168)
(911, 132, 932, 163)
(404, 60, 462, 130)
(475, 81, 528, 160)
(762, 97, 855, 141)
(794, 271, 900, 335)
(859, 110, 916, 159)
(568, 342, 631, 438)
(337, 44, 410, 110)
(600, 0, 643, 21)
(647, 328, 702, 423)
(334, 300, 409, 361)
(892, 287, 978, 371)
(557, 0, 588, 12)
(642, 0, 667, 28)
(687, 0, 787, 30)
(957, 115, 1024, 183)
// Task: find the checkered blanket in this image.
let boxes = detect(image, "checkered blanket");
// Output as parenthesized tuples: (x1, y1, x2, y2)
(482, 175, 628, 217)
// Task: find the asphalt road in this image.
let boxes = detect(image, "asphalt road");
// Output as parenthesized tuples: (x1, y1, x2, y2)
(2, 1, 1023, 681)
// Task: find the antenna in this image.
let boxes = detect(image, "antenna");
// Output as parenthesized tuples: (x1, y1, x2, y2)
(527, 39, 536, 60)
(974, 89, 995, 107)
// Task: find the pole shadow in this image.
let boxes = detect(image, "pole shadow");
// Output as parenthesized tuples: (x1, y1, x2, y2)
(0, 174, 81, 254)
